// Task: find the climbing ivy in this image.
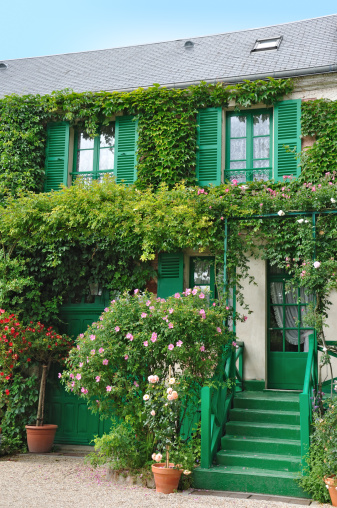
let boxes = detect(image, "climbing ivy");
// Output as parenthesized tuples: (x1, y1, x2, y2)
(0, 78, 293, 197)
(300, 99, 337, 181)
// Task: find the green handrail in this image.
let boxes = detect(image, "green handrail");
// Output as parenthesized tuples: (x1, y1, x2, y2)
(200, 342, 244, 469)
(299, 333, 317, 473)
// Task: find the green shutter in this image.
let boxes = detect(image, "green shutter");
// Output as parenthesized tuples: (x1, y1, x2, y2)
(196, 107, 222, 186)
(157, 253, 184, 299)
(115, 116, 138, 184)
(274, 99, 301, 181)
(44, 122, 70, 192)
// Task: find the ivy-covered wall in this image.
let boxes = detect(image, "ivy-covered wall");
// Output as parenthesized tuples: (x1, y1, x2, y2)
(0, 79, 293, 198)
(1, 79, 337, 335)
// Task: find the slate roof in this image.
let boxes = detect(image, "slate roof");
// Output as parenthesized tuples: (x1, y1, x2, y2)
(1, 14, 337, 97)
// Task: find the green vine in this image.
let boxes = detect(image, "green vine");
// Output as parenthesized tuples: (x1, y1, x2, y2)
(0, 78, 293, 198)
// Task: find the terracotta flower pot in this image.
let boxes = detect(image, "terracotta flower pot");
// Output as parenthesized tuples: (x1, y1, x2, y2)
(152, 463, 183, 494)
(25, 424, 58, 453)
(324, 476, 337, 506)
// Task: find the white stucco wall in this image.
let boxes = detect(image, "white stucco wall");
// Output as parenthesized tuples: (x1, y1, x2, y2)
(236, 257, 267, 383)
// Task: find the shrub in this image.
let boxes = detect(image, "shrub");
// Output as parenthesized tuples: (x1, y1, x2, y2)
(0, 310, 71, 452)
(61, 288, 233, 431)
(298, 401, 337, 503)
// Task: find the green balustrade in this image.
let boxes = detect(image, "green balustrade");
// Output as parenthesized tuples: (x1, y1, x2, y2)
(200, 342, 244, 468)
(299, 333, 318, 473)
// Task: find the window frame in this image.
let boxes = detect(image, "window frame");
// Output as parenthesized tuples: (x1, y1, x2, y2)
(267, 265, 314, 353)
(71, 124, 115, 182)
(225, 108, 273, 183)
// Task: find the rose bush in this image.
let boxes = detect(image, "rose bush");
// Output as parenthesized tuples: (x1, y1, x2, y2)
(0, 310, 71, 451)
(62, 288, 234, 435)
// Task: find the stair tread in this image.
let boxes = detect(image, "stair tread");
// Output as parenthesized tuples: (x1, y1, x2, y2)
(217, 450, 301, 462)
(227, 421, 300, 429)
(223, 435, 300, 445)
(230, 408, 300, 415)
(236, 391, 299, 400)
(200, 465, 300, 478)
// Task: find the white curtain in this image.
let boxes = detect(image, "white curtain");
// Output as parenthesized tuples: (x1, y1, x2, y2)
(270, 283, 314, 352)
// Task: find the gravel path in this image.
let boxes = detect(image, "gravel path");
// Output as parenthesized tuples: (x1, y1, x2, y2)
(0, 454, 329, 508)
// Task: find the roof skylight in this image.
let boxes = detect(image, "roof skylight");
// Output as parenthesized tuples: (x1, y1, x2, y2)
(252, 37, 282, 52)
(0, 63, 7, 69)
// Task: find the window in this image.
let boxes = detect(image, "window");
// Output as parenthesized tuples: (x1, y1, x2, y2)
(252, 37, 282, 52)
(268, 264, 314, 353)
(72, 124, 115, 182)
(189, 257, 215, 304)
(225, 109, 272, 183)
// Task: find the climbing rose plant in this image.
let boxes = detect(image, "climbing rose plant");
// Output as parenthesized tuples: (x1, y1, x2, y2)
(61, 289, 234, 427)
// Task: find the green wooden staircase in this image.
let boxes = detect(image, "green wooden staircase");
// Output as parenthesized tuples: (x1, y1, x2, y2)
(194, 390, 307, 497)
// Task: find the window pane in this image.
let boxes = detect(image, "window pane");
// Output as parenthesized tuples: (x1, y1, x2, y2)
(270, 330, 283, 352)
(253, 114, 270, 136)
(285, 306, 298, 326)
(193, 260, 211, 285)
(230, 116, 246, 137)
(78, 133, 94, 150)
(270, 282, 284, 304)
(99, 148, 114, 170)
(253, 159, 270, 168)
(230, 161, 246, 170)
(100, 123, 115, 147)
(253, 137, 270, 159)
(77, 150, 94, 172)
(271, 306, 283, 327)
(230, 139, 246, 160)
(285, 335, 299, 352)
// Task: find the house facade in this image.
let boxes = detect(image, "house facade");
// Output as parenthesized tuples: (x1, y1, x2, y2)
(2, 13, 337, 496)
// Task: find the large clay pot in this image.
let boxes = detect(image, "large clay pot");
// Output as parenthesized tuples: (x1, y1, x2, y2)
(324, 476, 337, 506)
(152, 463, 183, 494)
(25, 424, 58, 453)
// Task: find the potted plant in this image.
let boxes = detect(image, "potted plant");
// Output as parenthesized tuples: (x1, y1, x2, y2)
(143, 369, 191, 494)
(24, 322, 72, 453)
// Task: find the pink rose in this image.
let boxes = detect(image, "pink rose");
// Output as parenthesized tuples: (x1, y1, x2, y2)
(106, 385, 112, 392)
(168, 344, 174, 350)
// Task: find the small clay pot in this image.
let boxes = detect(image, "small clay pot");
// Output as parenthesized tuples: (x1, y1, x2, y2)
(152, 463, 183, 494)
(324, 476, 337, 507)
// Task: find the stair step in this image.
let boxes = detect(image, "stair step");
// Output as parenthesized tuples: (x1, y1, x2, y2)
(216, 451, 301, 472)
(229, 408, 301, 425)
(193, 465, 308, 498)
(225, 421, 300, 440)
(234, 391, 300, 411)
(221, 435, 301, 455)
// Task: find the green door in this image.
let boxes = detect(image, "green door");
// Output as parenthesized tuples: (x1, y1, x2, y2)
(267, 265, 314, 390)
(46, 293, 113, 445)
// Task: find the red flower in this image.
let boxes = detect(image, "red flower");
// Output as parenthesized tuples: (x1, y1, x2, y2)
(27, 358, 31, 362)
(5, 389, 10, 395)
(0, 372, 4, 376)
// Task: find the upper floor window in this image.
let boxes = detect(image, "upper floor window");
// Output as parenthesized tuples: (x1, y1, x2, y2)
(225, 109, 272, 183)
(72, 124, 115, 182)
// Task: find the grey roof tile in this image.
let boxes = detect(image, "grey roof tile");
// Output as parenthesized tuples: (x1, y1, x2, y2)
(1, 14, 337, 97)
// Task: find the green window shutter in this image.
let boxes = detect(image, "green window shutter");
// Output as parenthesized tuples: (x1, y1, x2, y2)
(44, 122, 70, 192)
(115, 116, 138, 184)
(196, 107, 222, 186)
(157, 253, 184, 299)
(274, 99, 301, 181)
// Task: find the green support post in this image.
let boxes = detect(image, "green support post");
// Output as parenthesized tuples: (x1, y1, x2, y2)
(200, 386, 212, 469)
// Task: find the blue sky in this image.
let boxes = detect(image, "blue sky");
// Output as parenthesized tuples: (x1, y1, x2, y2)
(2, 1, 337, 60)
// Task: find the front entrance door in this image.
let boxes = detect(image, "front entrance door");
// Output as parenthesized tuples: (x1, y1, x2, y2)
(267, 265, 313, 390)
(46, 293, 113, 445)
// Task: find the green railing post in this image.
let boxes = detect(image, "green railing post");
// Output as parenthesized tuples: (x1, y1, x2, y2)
(300, 333, 316, 474)
(200, 386, 212, 468)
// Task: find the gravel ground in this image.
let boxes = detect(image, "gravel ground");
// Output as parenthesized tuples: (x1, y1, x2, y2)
(0, 454, 330, 508)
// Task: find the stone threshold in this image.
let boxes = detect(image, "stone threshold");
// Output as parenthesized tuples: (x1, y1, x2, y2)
(189, 489, 317, 506)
